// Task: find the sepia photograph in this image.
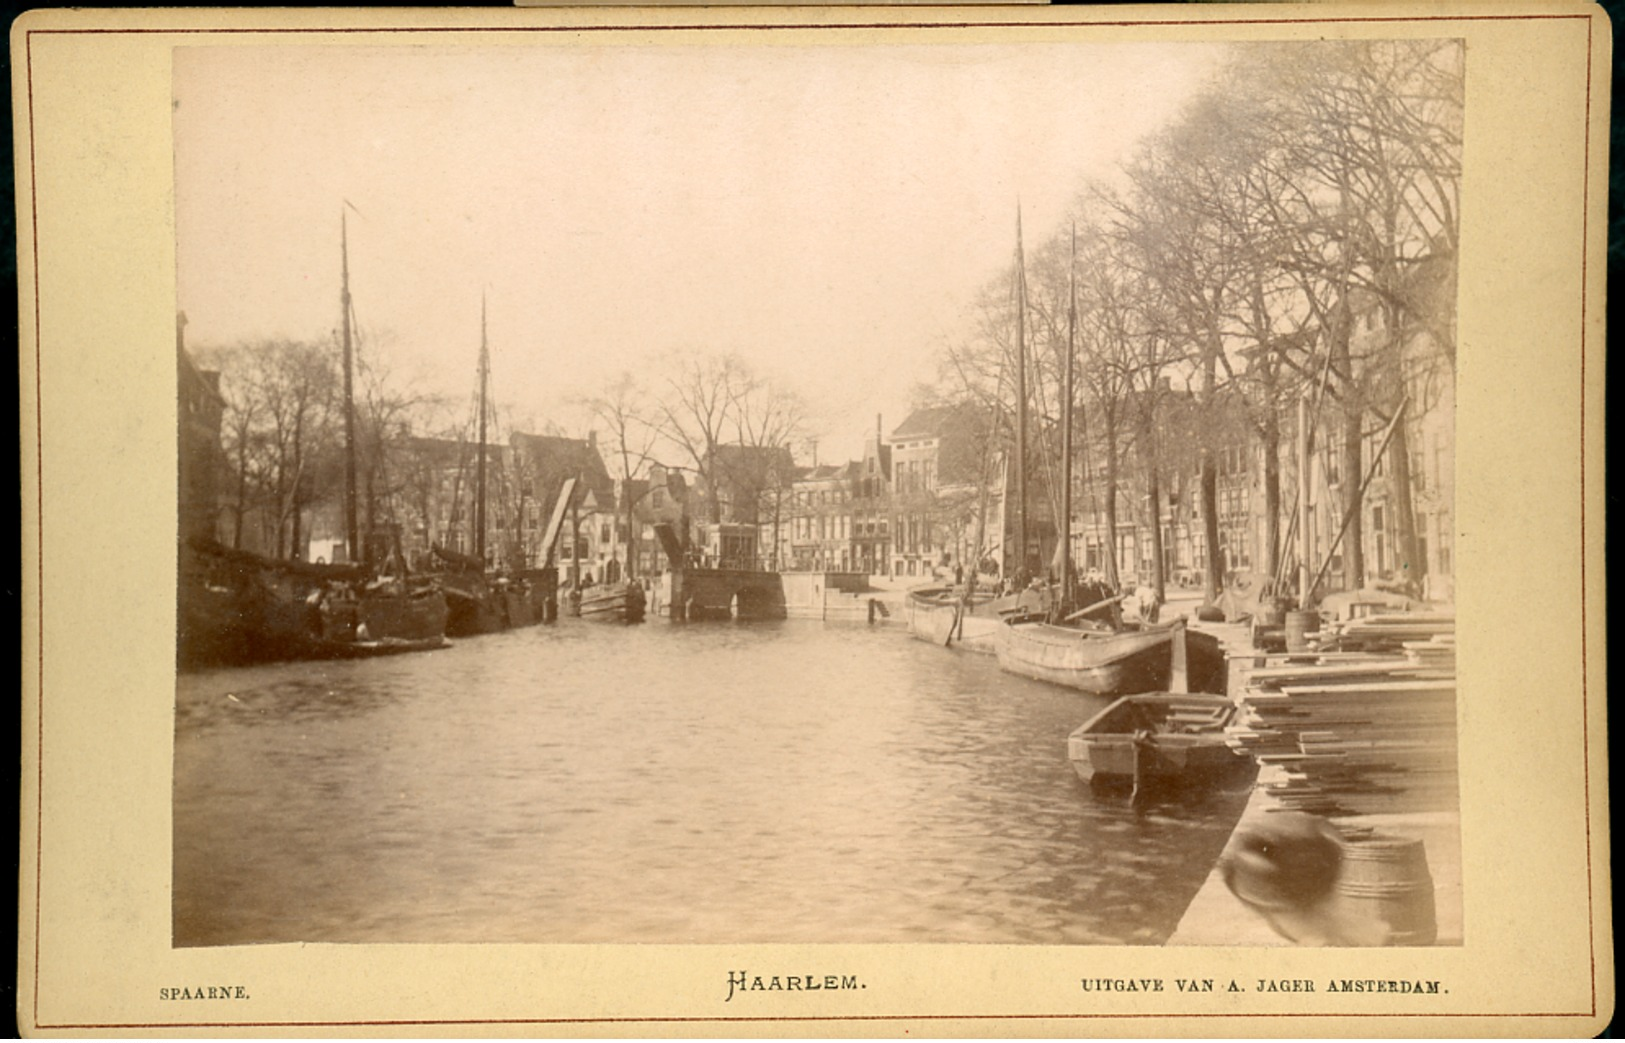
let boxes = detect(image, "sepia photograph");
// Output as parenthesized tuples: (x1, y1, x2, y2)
(171, 35, 1462, 950)
(16, 3, 1608, 1034)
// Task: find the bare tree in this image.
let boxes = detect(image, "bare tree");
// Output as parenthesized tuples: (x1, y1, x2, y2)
(197, 343, 264, 551)
(1244, 40, 1462, 593)
(653, 351, 804, 545)
(587, 372, 663, 578)
(210, 339, 340, 559)
(354, 345, 446, 565)
(1109, 125, 1246, 605)
(653, 352, 752, 525)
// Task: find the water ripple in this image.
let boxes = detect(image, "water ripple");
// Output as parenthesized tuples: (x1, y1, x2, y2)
(174, 618, 1248, 946)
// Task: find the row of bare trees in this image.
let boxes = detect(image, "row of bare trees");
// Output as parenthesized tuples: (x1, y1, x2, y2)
(199, 329, 807, 568)
(586, 352, 807, 568)
(197, 337, 455, 560)
(940, 38, 1461, 604)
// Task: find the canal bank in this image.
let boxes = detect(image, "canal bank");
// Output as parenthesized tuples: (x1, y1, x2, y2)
(1167, 765, 1463, 946)
(1172, 607, 1461, 947)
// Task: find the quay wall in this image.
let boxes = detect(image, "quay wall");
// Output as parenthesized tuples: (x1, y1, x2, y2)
(782, 571, 901, 623)
(1169, 618, 1462, 947)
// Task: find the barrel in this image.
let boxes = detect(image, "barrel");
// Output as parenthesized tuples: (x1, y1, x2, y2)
(1257, 597, 1287, 627)
(1334, 834, 1437, 946)
(1284, 609, 1319, 651)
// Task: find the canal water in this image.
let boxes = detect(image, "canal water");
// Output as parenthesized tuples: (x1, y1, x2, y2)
(174, 619, 1251, 947)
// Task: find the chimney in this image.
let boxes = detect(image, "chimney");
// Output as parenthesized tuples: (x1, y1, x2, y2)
(875, 413, 882, 445)
(587, 430, 598, 452)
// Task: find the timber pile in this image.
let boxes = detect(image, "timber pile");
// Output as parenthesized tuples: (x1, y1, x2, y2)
(1229, 612, 1457, 817)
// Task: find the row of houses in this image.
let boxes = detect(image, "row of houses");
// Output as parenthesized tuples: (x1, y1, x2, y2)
(182, 295, 1453, 602)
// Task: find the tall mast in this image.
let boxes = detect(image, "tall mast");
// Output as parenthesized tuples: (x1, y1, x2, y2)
(1060, 223, 1076, 608)
(1297, 393, 1312, 605)
(341, 208, 360, 565)
(1014, 206, 1029, 577)
(475, 294, 490, 564)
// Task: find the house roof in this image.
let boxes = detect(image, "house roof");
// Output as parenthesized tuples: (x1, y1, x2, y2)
(888, 405, 960, 441)
(510, 432, 615, 509)
(707, 443, 797, 475)
(889, 402, 990, 486)
(798, 464, 847, 482)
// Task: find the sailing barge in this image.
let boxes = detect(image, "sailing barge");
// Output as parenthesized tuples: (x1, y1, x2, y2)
(995, 618, 1225, 696)
(427, 299, 561, 637)
(179, 538, 448, 668)
(177, 210, 449, 668)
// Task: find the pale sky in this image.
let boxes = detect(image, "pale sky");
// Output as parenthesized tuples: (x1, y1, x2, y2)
(174, 39, 1225, 463)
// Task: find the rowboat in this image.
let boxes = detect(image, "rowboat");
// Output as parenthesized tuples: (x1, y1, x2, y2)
(995, 617, 1224, 695)
(1066, 694, 1245, 784)
(579, 581, 647, 623)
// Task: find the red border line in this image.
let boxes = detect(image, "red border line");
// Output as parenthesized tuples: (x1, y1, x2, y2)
(22, 11, 1602, 1031)
(30, 1011, 1604, 1030)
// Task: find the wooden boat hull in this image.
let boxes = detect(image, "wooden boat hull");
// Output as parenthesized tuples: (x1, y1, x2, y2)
(579, 584, 647, 623)
(178, 540, 451, 668)
(904, 587, 1013, 655)
(996, 620, 1227, 695)
(441, 574, 544, 636)
(357, 587, 449, 642)
(996, 622, 1173, 694)
(1066, 694, 1244, 783)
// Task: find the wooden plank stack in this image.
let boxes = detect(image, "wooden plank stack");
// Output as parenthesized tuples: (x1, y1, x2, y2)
(1228, 611, 1457, 817)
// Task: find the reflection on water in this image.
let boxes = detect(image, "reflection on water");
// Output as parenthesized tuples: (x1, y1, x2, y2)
(174, 619, 1250, 946)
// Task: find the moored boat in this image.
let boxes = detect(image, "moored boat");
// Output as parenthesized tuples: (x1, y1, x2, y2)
(1066, 693, 1246, 784)
(997, 619, 1173, 694)
(177, 212, 453, 669)
(903, 586, 1020, 654)
(433, 545, 546, 637)
(578, 581, 647, 623)
(179, 537, 448, 668)
(426, 297, 556, 639)
(995, 618, 1225, 696)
